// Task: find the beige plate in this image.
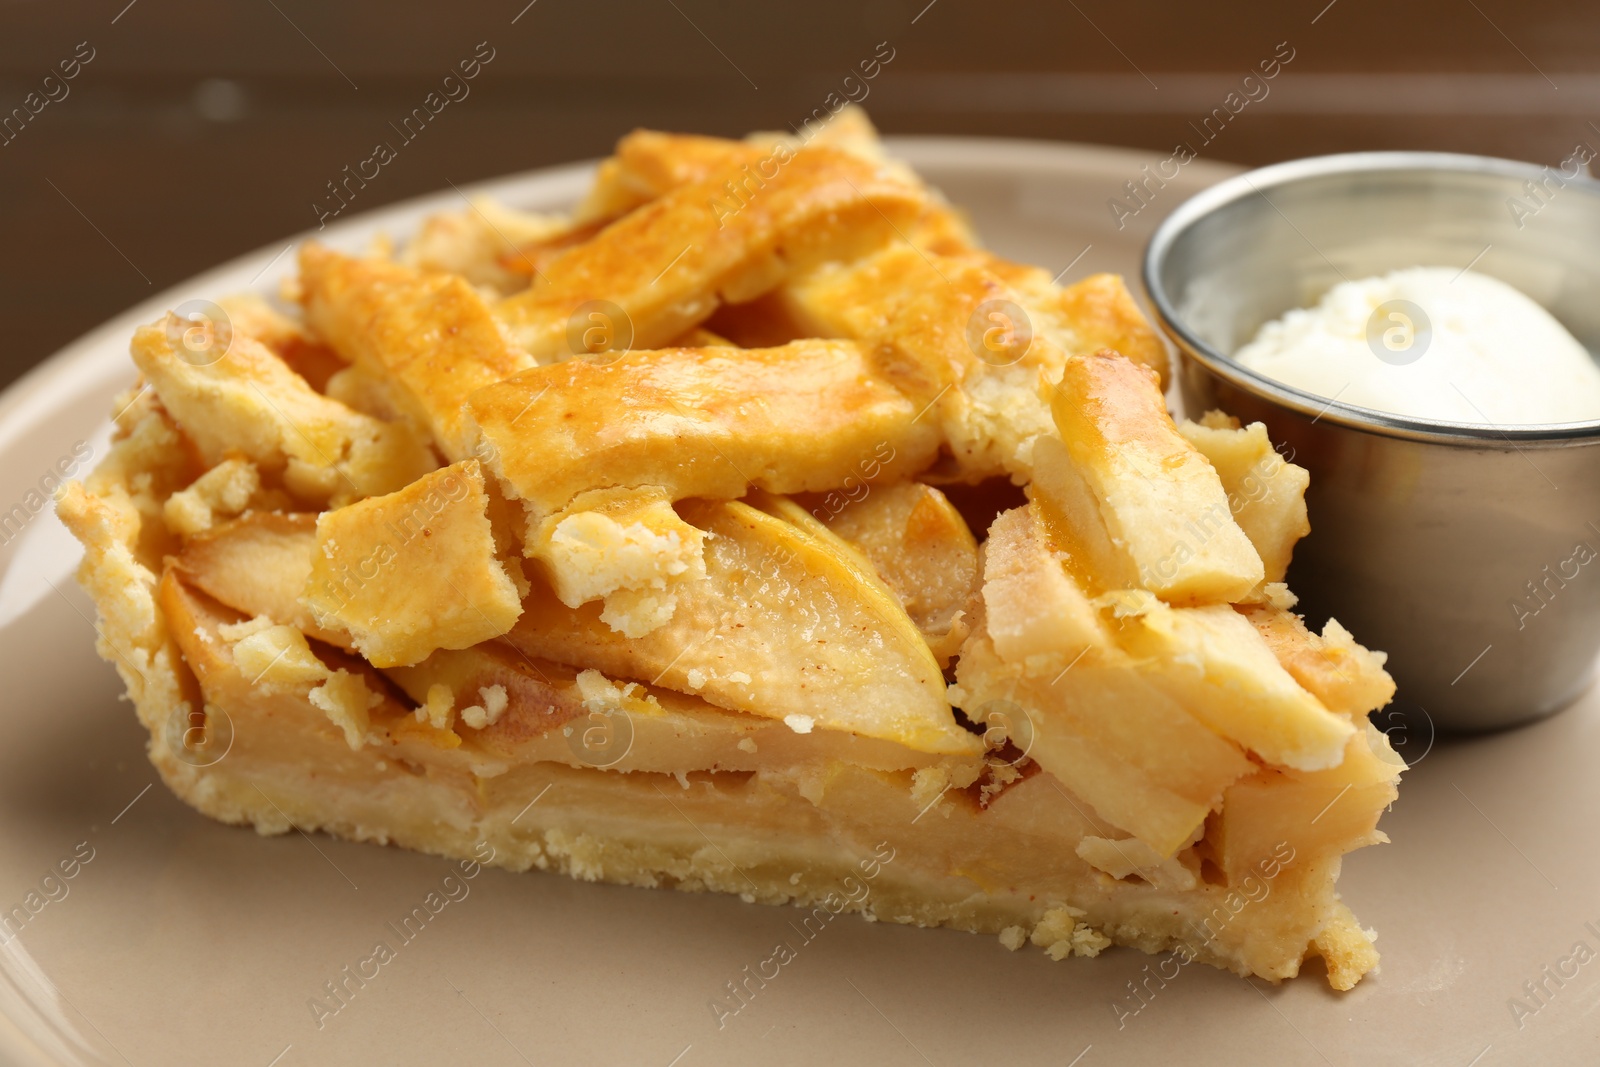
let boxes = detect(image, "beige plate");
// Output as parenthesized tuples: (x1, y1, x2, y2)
(0, 139, 1593, 1067)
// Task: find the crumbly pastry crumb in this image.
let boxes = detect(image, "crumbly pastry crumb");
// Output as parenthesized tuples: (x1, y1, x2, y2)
(909, 765, 951, 814)
(540, 491, 707, 639)
(417, 684, 455, 731)
(1030, 905, 1111, 961)
(228, 623, 328, 692)
(309, 669, 382, 750)
(163, 457, 260, 536)
(459, 683, 510, 730)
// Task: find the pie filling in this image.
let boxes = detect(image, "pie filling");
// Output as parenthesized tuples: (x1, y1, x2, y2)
(60, 107, 1401, 989)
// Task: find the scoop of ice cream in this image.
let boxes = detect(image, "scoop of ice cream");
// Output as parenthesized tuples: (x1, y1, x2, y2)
(1234, 267, 1600, 425)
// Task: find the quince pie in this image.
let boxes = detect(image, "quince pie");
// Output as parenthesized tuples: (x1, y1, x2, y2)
(60, 108, 1401, 988)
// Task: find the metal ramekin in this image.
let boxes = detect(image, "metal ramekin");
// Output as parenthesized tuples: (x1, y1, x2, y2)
(1143, 151, 1600, 732)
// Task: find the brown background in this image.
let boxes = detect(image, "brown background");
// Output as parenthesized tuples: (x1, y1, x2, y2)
(3, 0, 1597, 388)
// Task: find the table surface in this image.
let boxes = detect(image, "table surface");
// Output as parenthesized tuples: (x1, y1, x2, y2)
(1, 137, 1598, 1066)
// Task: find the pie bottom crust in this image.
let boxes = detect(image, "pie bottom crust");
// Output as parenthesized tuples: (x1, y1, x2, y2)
(144, 691, 1377, 986)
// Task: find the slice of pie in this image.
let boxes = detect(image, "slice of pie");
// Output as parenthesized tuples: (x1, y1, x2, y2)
(59, 108, 1402, 989)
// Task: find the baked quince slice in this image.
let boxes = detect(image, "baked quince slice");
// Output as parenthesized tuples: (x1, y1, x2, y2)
(158, 568, 412, 755)
(171, 511, 349, 648)
(388, 643, 972, 776)
(738, 485, 977, 662)
(1177, 411, 1311, 585)
(507, 498, 979, 756)
(1106, 593, 1354, 772)
(739, 490, 888, 590)
(1213, 726, 1402, 889)
(955, 506, 1255, 855)
(809, 482, 979, 663)
(1039, 351, 1264, 604)
(1239, 603, 1396, 718)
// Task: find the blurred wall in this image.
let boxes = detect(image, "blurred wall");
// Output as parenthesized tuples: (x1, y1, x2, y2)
(1, 0, 1596, 385)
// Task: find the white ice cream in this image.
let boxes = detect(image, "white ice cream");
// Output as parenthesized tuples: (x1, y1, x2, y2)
(1234, 267, 1600, 424)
